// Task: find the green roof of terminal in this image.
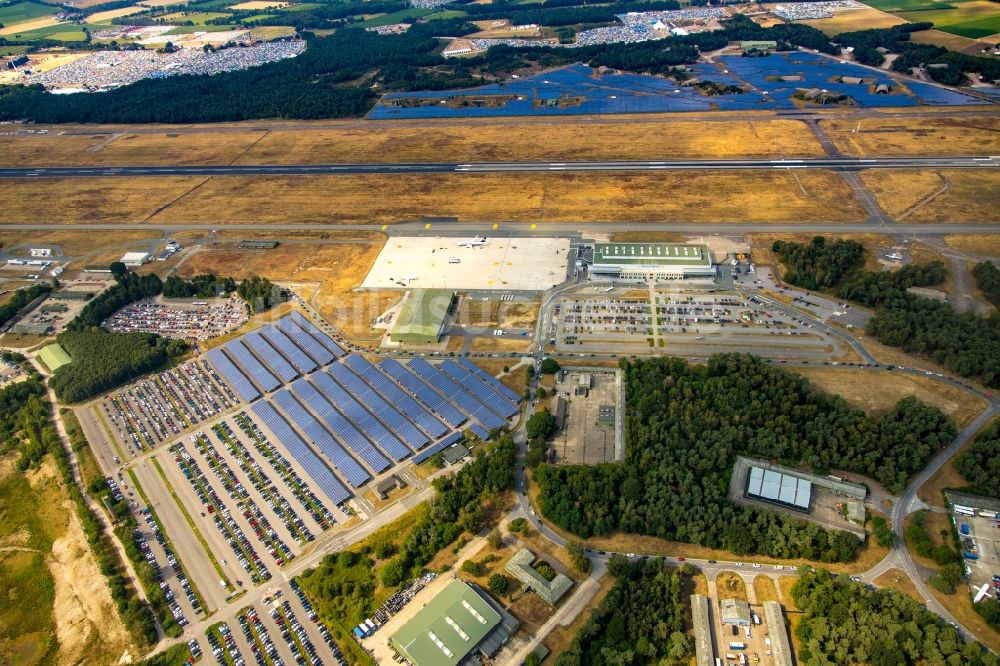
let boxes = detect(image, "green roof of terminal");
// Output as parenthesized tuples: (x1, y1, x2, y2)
(391, 289, 454, 342)
(390, 580, 501, 666)
(593, 243, 711, 267)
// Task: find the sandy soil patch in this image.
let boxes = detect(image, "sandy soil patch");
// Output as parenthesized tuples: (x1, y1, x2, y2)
(792, 366, 986, 428)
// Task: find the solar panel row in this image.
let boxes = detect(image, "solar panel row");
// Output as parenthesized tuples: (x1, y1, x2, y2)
(275, 317, 335, 365)
(261, 325, 318, 374)
(206, 348, 260, 402)
(289, 311, 345, 358)
(224, 339, 280, 392)
(440, 359, 518, 418)
(310, 372, 411, 461)
(250, 401, 351, 505)
(469, 422, 490, 441)
(272, 388, 371, 487)
(412, 431, 464, 465)
(458, 356, 521, 403)
(243, 330, 298, 382)
(343, 354, 448, 439)
(379, 358, 466, 428)
(408, 358, 508, 430)
(326, 363, 428, 450)
(291, 378, 391, 473)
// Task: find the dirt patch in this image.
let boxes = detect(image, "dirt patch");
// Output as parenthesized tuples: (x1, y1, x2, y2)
(792, 367, 986, 428)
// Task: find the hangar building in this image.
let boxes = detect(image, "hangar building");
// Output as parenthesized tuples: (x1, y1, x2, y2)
(589, 243, 715, 282)
(390, 289, 456, 345)
(745, 465, 812, 512)
(390, 580, 518, 666)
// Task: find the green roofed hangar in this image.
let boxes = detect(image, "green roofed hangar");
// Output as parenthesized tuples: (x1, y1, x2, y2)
(390, 580, 518, 666)
(38, 343, 71, 371)
(390, 289, 456, 345)
(589, 243, 715, 282)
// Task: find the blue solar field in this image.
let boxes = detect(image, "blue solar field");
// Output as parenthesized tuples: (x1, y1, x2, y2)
(370, 54, 986, 120)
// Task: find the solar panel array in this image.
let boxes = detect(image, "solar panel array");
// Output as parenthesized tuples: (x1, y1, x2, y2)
(327, 363, 428, 450)
(343, 354, 448, 439)
(310, 372, 411, 462)
(291, 378, 391, 473)
(289, 311, 345, 358)
(380, 358, 467, 428)
(440, 359, 518, 418)
(276, 317, 335, 365)
(224, 339, 280, 392)
(408, 358, 508, 430)
(251, 401, 350, 505)
(412, 431, 464, 465)
(458, 356, 521, 403)
(469, 422, 490, 441)
(243, 331, 298, 383)
(261, 325, 317, 374)
(206, 348, 259, 402)
(272, 388, 371, 487)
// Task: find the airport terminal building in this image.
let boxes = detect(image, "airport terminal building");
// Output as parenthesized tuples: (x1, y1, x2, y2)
(589, 243, 715, 282)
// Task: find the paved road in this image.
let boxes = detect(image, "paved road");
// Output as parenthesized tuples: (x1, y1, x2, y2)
(1, 156, 999, 179)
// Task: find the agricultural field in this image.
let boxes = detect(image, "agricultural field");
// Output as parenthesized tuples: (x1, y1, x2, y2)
(356, 8, 435, 26)
(804, 7, 907, 34)
(865, 0, 1000, 39)
(0, 1, 58, 27)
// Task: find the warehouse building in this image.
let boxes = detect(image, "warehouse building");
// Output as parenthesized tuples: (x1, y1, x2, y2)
(588, 243, 715, 282)
(390, 289, 456, 345)
(745, 465, 812, 512)
(764, 602, 794, 666)
(690, 594, 715, 666)
(390, 580, 518, 666)
(720, 598, 752, 626)
(119, 251, 151, 267)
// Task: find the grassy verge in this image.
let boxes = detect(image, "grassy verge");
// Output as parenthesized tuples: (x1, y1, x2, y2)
(150, 456, 233, 591)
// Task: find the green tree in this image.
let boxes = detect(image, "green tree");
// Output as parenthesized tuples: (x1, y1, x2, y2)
(380, 557, 404, 587)
(566, 541, 592, 574)
(461, 560, 482, 576)
(526, 409, 556, 440)
(540, 358, 560, 374)
(487, 528, 503, 549)
(488, 573, 509, 597)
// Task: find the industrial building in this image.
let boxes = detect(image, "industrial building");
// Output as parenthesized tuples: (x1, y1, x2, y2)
(390, 580, 518, 666)
(763, 602, 794, 666)
(720, 598, 752, 626)
(390, 289, 456, 345)
(690, 594, 715, 666)
(745, 465, 812, 512)
(505, 548, 573, 606)
(588, 243, 715, 282)
(119, 251, 151, 267)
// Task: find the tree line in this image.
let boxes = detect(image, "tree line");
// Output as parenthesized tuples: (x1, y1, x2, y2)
(555, 557, 692, 665)
(162, 273, 236, 299)
(792, 567, 999, 665)
(972, 261, 1000, 309)
(536, 355, 956, 562)
(771, 236, 865, 290)
(0, 283, 51, 328)
(956, 421, 1000, 500)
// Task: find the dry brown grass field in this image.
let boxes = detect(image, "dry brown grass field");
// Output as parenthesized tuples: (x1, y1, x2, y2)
(873, 568, 923, 603)
(792, 367, 986, 428)
(749, 232, 892, 272)
(821, 116, 1000, 156)
(0, 119, 824, 167)
(804, 7, 906, 34)
(944, 234, 1000, 257)
(859, 169, 1000, 222)
(715, 571, 748, 601)
(753, 575, 779, 603)
(0, 229, 162, 256)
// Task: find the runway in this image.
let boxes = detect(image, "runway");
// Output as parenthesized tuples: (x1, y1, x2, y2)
(2, 155, 999, 178)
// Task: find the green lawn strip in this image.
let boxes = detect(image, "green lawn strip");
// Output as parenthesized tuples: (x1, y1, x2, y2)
(180, 438, 269, 580)
(238, 607, 275, 666)
(127, 468, 211, 615)
(192, 434, 285, 566)
(212, 423, 309, 545)
(94, 404, 128, 461)
(150, 455, 234, 591)
(235, 413, 332, 529)
(207, 623, 237, 666)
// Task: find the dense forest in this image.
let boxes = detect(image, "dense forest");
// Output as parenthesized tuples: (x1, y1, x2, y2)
(162, 273, 237, 299)
(956, 422, 1000, 500)
(792, 568, 999, 666)
(771, 237, 865, 290)
(50, 328, 186, 403)
(554, 557, 691, 666)
(69, 271, 163, 330)
(0, 14, 835, 123)
(0, 283, 51, 328)
(535, 355, 955, 562)
(972, 261, 1000, 309)
(236, 275, 279, 314)
(773, 239, 1000, 387)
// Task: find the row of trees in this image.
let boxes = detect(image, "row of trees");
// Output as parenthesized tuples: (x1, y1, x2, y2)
(161, 273, 237, 299)
(792, 567, 998, 665)
(535, 355, 957, 561)
(0, 283, 51, 327)
(771, 236, 865, 290)
(69, 270, 163, 330)
(555, 557, 691, 665)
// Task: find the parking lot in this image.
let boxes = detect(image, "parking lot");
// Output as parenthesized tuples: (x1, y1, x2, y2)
(951, 504, 1000, 603)
(105, 297, 249, 341)
(553, 287, 840, 360)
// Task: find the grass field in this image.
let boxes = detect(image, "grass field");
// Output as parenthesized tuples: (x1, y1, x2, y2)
(792, 367, 986, 428)
(820, 115, 1000, 156)
(859, 169, 1000, 222)
(753, 575, 779, 603)
(804, 7, 906, 34)
(161, 10, 231, 24)
(0, 229, 163, 256)
(715, 571, 748, 601)
(0, 22, 87, 41)
(357, 7, 434, 26)
(865, 0, 958, 11)
(943, 234, 1000, 257)
(897, 0, 1000, 37)
(910, 26, 983, 48)
(0, 1, 58, 27)
(84, 6, 147, 23)
(0, 119, 824, 168)
(0, 171, 864, 225)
